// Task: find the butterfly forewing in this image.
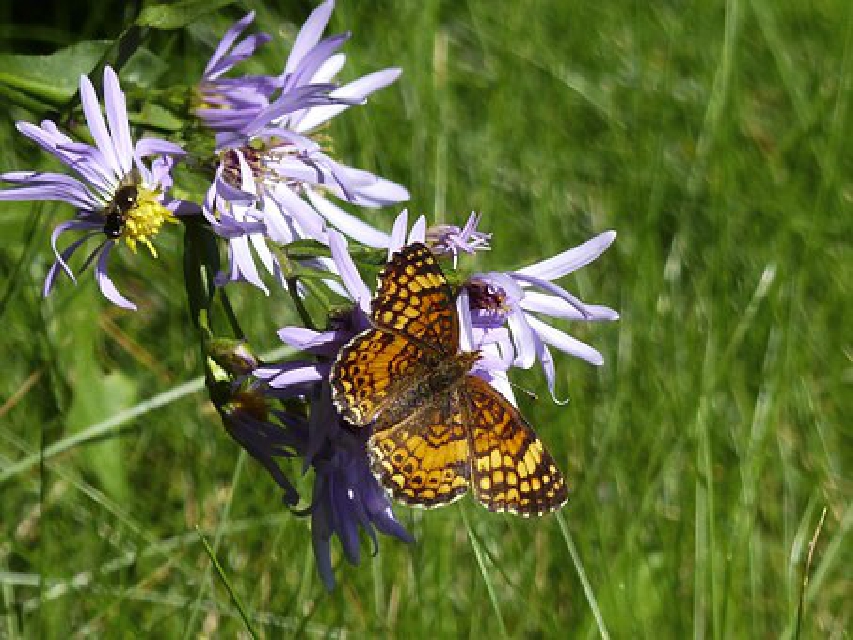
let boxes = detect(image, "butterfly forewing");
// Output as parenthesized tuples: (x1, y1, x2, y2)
(330, 329, 433, 426)
(372, 243, 458, 355)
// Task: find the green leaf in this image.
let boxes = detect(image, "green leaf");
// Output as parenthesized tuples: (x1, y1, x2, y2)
(0, 40, 111, 104)
(137, 0, 237, 29)
(121, 46, 170, 88)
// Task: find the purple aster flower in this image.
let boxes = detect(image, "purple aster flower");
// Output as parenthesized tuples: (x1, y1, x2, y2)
(462, 231, 619, 400)
(426, 211, 492, 267)
(0, 66, 185, 310)
(219, 386, 304, 507)
(200, 1, 409, 292)
(306, 383, 412, 591)
(195, 12, 278, 131)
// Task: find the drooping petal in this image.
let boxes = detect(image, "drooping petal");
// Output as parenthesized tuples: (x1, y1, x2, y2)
(278, 327, 348, 356)
(95, 241, 136, 310)
(526, 315, 605, 366)
(254, 362, 327, 388)
(328, 230, 370, 311)
(49, 220, 101, 280)
(507, 307, 537, 368)
(271, 184, 327, 242)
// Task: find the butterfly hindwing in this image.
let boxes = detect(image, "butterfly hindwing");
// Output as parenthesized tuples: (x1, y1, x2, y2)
(368, 389, 470, 508)
(463, 375, 568, 516)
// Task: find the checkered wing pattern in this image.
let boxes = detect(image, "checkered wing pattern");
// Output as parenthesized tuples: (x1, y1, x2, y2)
(371, 243, 458, 355)
(330, 330, 432, 426)
(463, 375, 568, 516)
(330, 242, 568, 517)
(369, 390, 470, 508)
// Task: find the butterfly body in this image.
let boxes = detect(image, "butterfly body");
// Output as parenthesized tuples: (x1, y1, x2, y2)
(330, 243, 568, 516)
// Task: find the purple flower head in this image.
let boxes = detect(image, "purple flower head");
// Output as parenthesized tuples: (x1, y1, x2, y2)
(426, 212, 491, 267)
(199, 1, 409, 292)
(253, 365, 412, 590)
(195, 12, 279, 130)
(306, 383, 412, 591)
(0, 66, 185, 310)
(463, 231, 619, 401)
(220, 386, 304, 507)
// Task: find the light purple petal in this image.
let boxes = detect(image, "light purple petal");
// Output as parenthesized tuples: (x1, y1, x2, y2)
(328, 230, 370, 311)
(311, 52, 346, 83)
(256, 362, 326, 388)
(271, 185, 327, 242)
(49, 220, 101, 281)
(286, 33, 350, 92)
(205, 12, 256, 78)
(103, 67, 133, 176)
(228, 234, 269, 294)
(0, 172, 98, 210)
(519, 291, 619, 321)
(533, 334, 568, 404)
(508, 307, 537, 368)
(387, 209, 408, 258)
(285, 0, 335, 75)
(527, 315, 604, 366)
(43, 230, 99, 296)
(408, 215, 426, 244)
(278, 327, 340, 350)
(135, 138, 185, 158)
(511, 272, 591, 319)
(516, 231, 616, 281)
(295, 68, 402, 132)
(95, 241, 136, 310)
(79, 73, 121, 181)
(306, 189, 389, 248)
(350, 177, 409, 207)
(248, 228, 277, 275)
(456, 289, 474, 353)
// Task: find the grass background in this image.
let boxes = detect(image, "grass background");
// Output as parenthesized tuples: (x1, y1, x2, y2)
(0, 0, 851, 637)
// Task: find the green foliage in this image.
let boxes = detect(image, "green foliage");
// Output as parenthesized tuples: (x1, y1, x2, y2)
(0, 0, 850, 638)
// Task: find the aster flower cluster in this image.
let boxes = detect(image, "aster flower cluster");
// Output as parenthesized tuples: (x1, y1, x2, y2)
(0, 1, 617, 590)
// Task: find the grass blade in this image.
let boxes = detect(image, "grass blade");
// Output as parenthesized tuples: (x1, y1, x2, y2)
(196, 526, 258, 640)
(556, 512, 610, 640)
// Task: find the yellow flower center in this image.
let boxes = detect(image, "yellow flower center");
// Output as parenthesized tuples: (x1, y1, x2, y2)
(121, 187, 177, 257)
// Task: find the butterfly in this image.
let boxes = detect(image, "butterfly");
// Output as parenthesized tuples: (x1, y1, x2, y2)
(330, 242, 568, 516)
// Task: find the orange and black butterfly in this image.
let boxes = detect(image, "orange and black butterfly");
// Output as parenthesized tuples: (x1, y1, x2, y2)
(330, 243, 568, 516)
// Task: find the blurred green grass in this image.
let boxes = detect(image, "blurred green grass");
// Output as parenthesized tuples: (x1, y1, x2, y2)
(0, 0, 850, 637)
